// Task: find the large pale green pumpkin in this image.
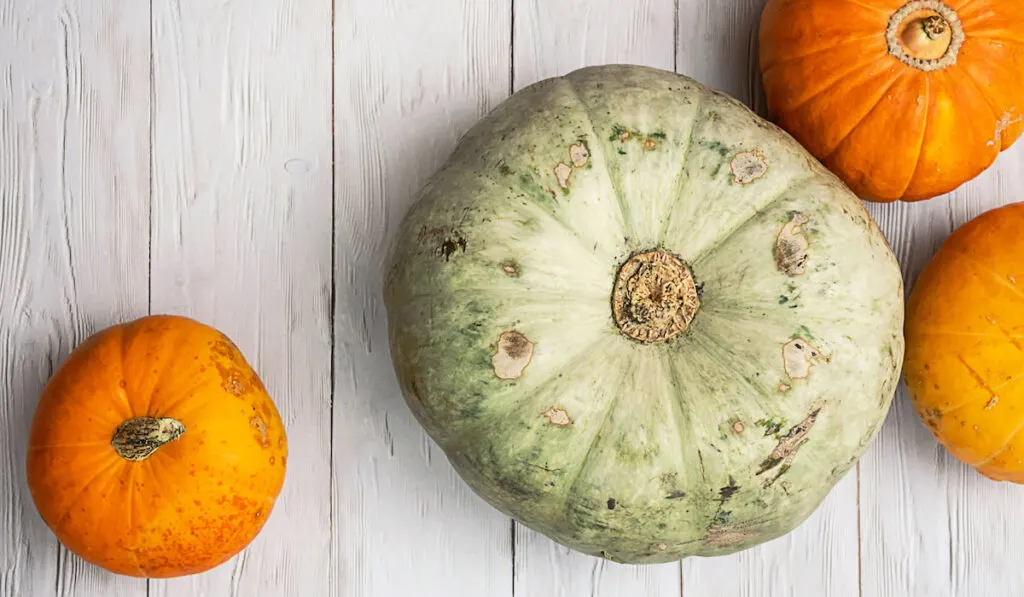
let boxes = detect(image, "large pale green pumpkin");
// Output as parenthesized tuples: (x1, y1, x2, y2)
(383, 64, 904, 563)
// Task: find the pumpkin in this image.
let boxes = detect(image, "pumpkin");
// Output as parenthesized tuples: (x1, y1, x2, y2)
(26, 315, 287, 577)
(383, 64, 905, 562)
(905, 202, 1024, 482)
(759, 0, 1024, 203)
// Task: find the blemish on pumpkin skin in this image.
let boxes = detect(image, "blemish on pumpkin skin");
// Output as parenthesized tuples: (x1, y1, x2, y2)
(731, 150, 768, 184)
(643, 139, 657, 151)
(782, 338, 828, 379)
(438, 236, 467, 261)
(731, 420, 745, 433)
(500, 261, 520, 277)
(569, 142, 590, 168)
(554, 162, 573, 189)
(250, 415, 271, 448)
(492, 330, 534, 381)
(778, 383, 791, 393)
(776, 213, 811, 276)
(757, 408, 821, 480)
(541, 407, 572, 426)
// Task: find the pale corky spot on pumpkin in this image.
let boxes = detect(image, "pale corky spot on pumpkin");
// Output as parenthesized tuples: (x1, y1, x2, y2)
(993, 112, 1023, 147)
(730, 150, 768, 184)
(782, 338, 828, 379)
(776, 213, 810, 276)
(500, 261, 520, 277)
(541, 407, 572, 427)
(492, 331, 534, 380)
(569, 142, 590, 168)
(250, 414, 271, 448)
(554, 162, 573, 189)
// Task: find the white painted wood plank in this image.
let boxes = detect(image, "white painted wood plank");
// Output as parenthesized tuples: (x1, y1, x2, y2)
(511, 1, 681, 595)
(331, 1, 513, 596)
(678, 2, 859, 595)
(149, 0, 333, 594)
(512, 0, 676, 91)
(0, 1, 150, 596)
(862, 145, 1024, 597)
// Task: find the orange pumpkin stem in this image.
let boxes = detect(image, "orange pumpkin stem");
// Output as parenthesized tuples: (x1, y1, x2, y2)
(111, 417, 185, 461)
(887, 1, 963, 72)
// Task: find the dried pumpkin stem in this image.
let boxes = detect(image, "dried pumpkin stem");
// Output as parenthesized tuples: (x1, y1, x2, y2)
(887, 1, 963, 71)
(611, 249, 700, 343)
(112, 417, 185, 461)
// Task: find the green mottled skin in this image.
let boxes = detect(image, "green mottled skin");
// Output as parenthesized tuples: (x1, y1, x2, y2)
(383, 65, 904, 563)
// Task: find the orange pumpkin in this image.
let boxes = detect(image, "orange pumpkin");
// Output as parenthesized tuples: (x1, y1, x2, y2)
(759, 0, 1024, 202)
(26, 315, 287, 577)
(904, 202, 1024, 482)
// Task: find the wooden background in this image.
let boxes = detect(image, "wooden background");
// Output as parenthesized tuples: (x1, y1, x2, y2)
(1, 0, 1022, 595)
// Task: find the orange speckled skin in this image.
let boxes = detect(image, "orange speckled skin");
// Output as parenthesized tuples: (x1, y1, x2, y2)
(26, 315, 287, 577)
(905, 203, 1024, 482)
(759, 0, 1024, 202)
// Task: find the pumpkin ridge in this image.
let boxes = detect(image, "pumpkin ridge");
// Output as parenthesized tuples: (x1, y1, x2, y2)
(51, 455, 124, 533)
(657, 86, 707, 246)
(448, 334, 608, 438)
(971, 415, 1024, 467)
(821, 71, 909, 161)
(782, 54, 890, 115)
(560, 76, 636, 240)
(760, 34, 883, 76)
(561, 350, 636, 514)
(659, 348, 712, 527)
(952, 247, 1024, 302)
(136, 322, 199, 417)
(691, 174, 814, 265)
(840, 0, 891, 15)
(896, 73, 931, 198)
(117, 325, 135, 415)
(949, 61, 1007, 143)
(125, 465, 145, 576)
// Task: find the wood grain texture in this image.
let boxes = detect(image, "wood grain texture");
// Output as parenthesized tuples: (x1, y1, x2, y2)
(677, 2, 859, 596)
(511, 1, 681, 595)
(0, 1, 150, 596)
(862, 145, 1024, 597)
(149, 0, 333, 595)
(331, 1, 513, 596)
(2, 0, 1024, 594)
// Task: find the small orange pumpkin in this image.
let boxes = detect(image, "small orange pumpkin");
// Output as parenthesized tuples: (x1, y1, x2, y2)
(26, 315, 287, 577)
(759, 0, 1024, 202)
(904, 202, 1024, 482)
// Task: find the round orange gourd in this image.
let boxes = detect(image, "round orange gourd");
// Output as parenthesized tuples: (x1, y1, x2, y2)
(759, 0, 1024, 202)
(905, 202, 1024, 482)
(26, 315, 287, 577)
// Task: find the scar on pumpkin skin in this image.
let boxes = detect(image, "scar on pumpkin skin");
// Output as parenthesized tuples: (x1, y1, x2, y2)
(500, 261, 520, 277)
(776, 213, 810, 276)
(541, 407, 572, 426)
(569, 142, 590, 168)
(554, 162, 572, 189)
(730, 150, 768, 184)
(492, 330, 534, 380)
(782, 338, 828, 379)
(250, 415, 270, 448)
(757, 407, 821, 484)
